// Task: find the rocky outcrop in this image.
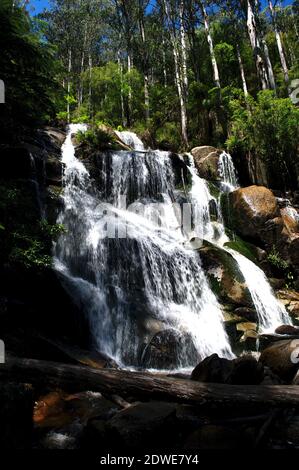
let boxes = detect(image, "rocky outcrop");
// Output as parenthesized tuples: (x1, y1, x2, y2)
(190, 146, 222, 182)
(199, 241, 252, 307)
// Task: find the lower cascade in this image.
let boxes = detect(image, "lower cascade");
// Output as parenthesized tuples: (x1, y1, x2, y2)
(54, 124, 291, 370)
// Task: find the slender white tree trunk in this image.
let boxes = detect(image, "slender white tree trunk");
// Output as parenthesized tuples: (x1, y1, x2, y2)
(179, 0, 188, 96)
(261, 37, 276, 90)
(199, 1, 220, 89)
(268, 0, 289, 90)
(163, 0, 188, 147)
(162, 36, 167, 88)
(139, 16, 150, 121)
(246, 0, 269, 90)
(88, 54, 92, 115)
(236, 43, 248, 97)
(127, 52, 132, 123)
(118, 49, 126, 127)
(67, 48, 72, 123)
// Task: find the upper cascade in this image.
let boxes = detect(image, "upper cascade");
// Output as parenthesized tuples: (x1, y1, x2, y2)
(115, 130, 145, 151)
(218, 151, 239, 192)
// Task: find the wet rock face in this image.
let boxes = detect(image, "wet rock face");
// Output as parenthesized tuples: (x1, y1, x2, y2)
(190, 146, 222, 182)
(141, 329, 198, 370)
(199, 241, 252, 307)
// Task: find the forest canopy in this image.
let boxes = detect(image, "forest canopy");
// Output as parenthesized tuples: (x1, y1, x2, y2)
(1, 0, 298, 162)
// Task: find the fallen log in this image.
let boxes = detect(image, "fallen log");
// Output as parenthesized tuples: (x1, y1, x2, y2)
(2, 357, 299, 408)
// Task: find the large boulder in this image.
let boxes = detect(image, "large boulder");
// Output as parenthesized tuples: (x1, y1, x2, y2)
(141, 329, 198, 369)
(224, 185, 280, 244)
(190, 146, 222, 181)
(259, 339, 299, 382)
(199, 241, 252, 307)
(191, 353, 264, 385)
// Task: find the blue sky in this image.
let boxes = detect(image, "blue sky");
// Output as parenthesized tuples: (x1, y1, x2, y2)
(28, 0, 294, 16)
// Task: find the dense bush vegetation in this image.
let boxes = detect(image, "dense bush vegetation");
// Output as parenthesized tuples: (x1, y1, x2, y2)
(227, 91, 299, 189)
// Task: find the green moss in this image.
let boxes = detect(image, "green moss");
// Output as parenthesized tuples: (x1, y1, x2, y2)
(224, 239, 258, 264)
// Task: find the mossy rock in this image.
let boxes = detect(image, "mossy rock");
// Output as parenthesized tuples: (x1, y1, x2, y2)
(224, 240, 259, 265)
(199, 240, 253, 307)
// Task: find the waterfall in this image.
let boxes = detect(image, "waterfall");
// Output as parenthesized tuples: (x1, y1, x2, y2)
(54, 126, 233, 370)
(188, 153, 291, 333)
(115, 130, 145, 151)
(227, 250, 291, 331)
(218, 151, 239, 192)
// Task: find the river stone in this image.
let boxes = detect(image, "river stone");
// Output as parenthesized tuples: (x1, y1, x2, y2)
(199, 241, 252, 307)
(259, 339, 299, 382)
(275, 325, 299, 335)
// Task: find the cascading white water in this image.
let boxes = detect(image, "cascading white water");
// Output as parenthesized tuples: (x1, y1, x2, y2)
(188, 153, 291, 333)
(115, 130, 145, 151)
(227, 250, 291, 331)
(218, 151, 239, 192)
(54, 125, 233, 369)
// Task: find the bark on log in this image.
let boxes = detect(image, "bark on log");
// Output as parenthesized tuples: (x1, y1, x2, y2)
(2, 357, 299, 409)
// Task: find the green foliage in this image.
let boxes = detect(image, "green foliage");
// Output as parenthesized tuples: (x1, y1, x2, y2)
(0, 0, 63, 136)
(0, 180, 64, 270)
(267, 246, 295, 288)
(227, 91, 299, 188)
(155, 122, 181, 151)
(76, 127, 118, 150)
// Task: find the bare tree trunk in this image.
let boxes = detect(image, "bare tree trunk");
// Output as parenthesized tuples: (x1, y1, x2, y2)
(268, 0, 289, 91)
(88, 54, 92, 116)
(67, 48, 72, 123)
(236, 43, 248, 97)
(179, 0, 188, 96)
(4, 357, 299, 409)
(127, 52, 132, 126)
(199, 1, 221, 89)
(261, 37, 276, 91)
(163, 0, 188, 147)
(79, 27, 87, 107)
(139, 14, 150, 121)
(118, 49, 126, 127)
(162, 36, 167, 88)
(246, 0, 269, 90)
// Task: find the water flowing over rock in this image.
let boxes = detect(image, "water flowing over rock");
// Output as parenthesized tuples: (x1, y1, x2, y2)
(54, 125, 233, 370)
